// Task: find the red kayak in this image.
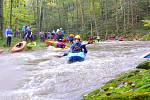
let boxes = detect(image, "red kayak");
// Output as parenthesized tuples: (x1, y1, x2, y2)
(119, 37, 125, 41)
(0, 48, 4, 53)
(11, 41, 27, 52)
(46, 40, 56, 46)
(56, 42, 66, 48)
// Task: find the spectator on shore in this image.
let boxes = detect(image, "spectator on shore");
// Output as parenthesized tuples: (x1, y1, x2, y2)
(5, 27, 13, 47)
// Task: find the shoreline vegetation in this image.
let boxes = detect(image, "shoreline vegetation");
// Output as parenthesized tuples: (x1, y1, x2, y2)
(83, 61, 150, 100)
(0, 37, 47, 53)
(0, 33, 149, 53)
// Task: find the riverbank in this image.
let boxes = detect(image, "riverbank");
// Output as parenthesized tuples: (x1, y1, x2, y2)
(83, 61, 150, 100)
(0, 37, 47, 53)
(0, 33, 148, 54)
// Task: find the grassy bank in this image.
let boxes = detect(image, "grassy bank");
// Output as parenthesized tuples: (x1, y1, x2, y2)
(143, 34, 150, 41)
(0, 37, 47, 52)
(83, 61, 150, 100)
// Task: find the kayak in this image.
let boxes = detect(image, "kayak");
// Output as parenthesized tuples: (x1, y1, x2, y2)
(53, 47, 69, 52)
(144, 53, 150, 58)
(11, 41, 27, 52)
(56, 42, 66, 48)
(27, 42, 36, 49)
(47, 40, 56, 46)
(119, 37, 125, 41)
(0, 49, 3, 53)
(67, 52, 86, 62)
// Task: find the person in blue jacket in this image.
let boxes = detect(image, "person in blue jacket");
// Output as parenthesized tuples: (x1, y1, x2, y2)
(5, 27, 13, 47)
(70, 35, 87, 54)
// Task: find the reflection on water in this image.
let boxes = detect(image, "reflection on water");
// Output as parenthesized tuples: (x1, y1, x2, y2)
(0, 41, 150, 100)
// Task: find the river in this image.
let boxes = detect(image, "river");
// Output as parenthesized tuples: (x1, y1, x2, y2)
(0, 41, 150, 100)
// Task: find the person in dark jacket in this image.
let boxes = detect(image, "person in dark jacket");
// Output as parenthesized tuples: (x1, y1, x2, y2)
(70, 35, 87, 54)
(68, 34, 74, 44)
(62, 35, 88, 57)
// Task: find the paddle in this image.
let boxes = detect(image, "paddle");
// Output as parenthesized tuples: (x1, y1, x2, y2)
(55, 42, 90, 58)
(55, 52, 68, 58)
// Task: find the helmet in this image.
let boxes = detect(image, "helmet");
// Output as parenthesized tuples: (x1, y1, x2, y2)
(56, 29, 60, 33)
(69, 34, 74, 37)
(75, 35, 80, 39)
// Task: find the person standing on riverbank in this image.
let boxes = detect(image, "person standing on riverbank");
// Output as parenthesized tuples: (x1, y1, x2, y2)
(5, 27, 13, 47)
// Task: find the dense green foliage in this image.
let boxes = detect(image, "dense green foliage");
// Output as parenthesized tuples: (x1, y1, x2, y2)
(1, 0, 150, 39)
(83, 69, 150, 100)
(137, 60, 150, 69)
(3, 0, 35, 29)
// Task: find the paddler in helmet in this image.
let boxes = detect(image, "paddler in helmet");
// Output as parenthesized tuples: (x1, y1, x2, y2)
(69, 35, 88, 53)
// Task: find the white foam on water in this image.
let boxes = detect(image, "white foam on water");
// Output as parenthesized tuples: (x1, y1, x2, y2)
(1, 41, 150, 100)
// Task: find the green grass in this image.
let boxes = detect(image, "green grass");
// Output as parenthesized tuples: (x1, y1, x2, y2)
(136, 60, 150, 69)
(25, 39, 47, 51)
(83, 68, 150, 100)
(0, 37, 23, 52)
(143, 33, 150, 40)
(0, 37, 47, 52)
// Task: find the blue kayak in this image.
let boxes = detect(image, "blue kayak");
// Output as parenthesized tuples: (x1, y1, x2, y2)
(67, 52, 86, 62)
(144, 53, 150, 58)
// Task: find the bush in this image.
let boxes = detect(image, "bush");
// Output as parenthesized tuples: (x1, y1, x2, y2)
(143, 34, 150, 41)
(136, 60, 150, 69)
(84, 92, 150, 100)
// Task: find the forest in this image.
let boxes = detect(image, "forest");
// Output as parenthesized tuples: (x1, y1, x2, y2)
(1, 1, 150, 100)
(0, 0, 150, 39)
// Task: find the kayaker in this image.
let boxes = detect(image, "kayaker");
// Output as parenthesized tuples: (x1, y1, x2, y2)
(68, 34, 74, 43)
(16, 43, 22, 48)
(57, 30, 64, 41)
(57, 39, 66, 48)
(88, 36, 94, 44)
(97, 36, 100, 42)
(69, 35, 88, 53)
(60, 35, 88, 58)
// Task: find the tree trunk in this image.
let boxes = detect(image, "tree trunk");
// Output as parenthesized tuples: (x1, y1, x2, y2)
(92, 0, 99, 36)
(127, 0, 130, 31)
(0, 0, 4, 37)
(36, 0, 40, 30)
(123, 0, 126, 34)
(10, 0, 13, 28)
(104, 0, 108, 40)
(130, 0, 134, 28)
(75, 0, 79, 32)
(77, 0, 85, 30)
(56, 0, 61, 27)
(39, 0, 43, 32)
(63, 2, 69, 33)
(90, 17, 93, 36)
(115, 0, 119, 35)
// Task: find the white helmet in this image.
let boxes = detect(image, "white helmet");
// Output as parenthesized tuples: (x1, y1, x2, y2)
(56, 29, 60, 33)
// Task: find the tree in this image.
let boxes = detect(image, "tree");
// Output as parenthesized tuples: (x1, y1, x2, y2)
(9, 0, 13, 28)
(0, 0, 4, 37)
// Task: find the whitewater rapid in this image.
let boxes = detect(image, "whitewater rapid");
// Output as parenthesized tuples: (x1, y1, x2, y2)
(0, 41, 150, 100)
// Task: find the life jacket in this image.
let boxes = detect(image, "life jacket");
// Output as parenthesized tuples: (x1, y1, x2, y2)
(69, 37, 74, 42)
(71, 42, 82, 52)
(57, 41, 66, 48)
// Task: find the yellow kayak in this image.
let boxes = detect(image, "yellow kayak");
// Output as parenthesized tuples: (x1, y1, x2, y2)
(27, 42, 36, 49)
(53, 47, 69, 52)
